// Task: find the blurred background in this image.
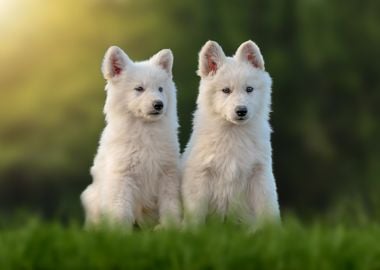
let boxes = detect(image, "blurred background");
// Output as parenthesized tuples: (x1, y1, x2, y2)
(0, 0, 379, 221)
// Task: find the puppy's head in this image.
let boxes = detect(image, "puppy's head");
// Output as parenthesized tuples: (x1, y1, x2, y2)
(102, 46, 175, 122)
(197, 40, 272, 125)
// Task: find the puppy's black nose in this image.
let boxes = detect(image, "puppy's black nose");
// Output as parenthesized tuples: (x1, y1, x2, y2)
(235, 106, 248, 117)
(153, 100, 164, 111)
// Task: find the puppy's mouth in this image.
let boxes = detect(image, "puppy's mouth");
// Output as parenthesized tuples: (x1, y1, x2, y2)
(230, 116, 249, 124)
(148, 111, 162, 116)
(235, 116, 249, 122)
(142, 111, 164, 122)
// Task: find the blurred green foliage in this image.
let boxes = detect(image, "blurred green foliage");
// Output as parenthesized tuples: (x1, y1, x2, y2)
(0, 0, 379, 219)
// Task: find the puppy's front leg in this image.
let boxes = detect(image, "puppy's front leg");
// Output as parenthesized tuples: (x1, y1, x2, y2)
(245, 164, 281, 229)
(182, 169, 209, 228)
(104, 176, 136, 230)
(81, 183, 101, 228)
(158, 167, 182, 228)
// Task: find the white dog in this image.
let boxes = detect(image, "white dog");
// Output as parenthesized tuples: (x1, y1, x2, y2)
(81, 46, 181, 229)
(182, 40, 280, 229)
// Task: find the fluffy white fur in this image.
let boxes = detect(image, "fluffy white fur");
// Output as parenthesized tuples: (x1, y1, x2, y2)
(81, 46, 181, 229)
(182, 40, 280, 229)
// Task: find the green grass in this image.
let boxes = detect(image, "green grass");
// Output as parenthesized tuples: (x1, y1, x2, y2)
(0, 216, 379, 270)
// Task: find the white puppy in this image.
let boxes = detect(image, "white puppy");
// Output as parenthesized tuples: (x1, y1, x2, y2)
(182, 40, 280, 229)
(81, 46, 181, 229)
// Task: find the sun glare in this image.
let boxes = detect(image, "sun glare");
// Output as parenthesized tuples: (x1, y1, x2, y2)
(0, 0, 12, 12)
(0, 0, 16, 25)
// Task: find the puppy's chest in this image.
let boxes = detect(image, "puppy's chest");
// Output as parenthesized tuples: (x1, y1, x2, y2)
(107, 134, 174, 180)
(204, 137, 257, 183)
(128, 144, 171, 175)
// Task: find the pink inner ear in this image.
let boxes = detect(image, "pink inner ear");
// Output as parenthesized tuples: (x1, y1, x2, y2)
(112, 57, 122, 75)
(114, 66, 122, 75)
(160, 60, 168, 72)
(247, 53, 259, 68)
(208, 58, 218, 74)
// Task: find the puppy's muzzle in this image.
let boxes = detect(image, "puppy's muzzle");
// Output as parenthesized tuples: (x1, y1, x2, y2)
(235, 106, 248, 118)
(150, 100, 164, 115)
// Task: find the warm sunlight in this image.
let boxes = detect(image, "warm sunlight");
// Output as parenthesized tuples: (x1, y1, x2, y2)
(0, 0, 22, 32)
(0, 0, 15, 20)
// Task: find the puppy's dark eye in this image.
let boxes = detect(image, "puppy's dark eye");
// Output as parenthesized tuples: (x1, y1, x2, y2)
(246, 86, 254, 93)
(158, 87, 163, 92)
(222, 87, 232, 94)
(134, 86, 144, 92)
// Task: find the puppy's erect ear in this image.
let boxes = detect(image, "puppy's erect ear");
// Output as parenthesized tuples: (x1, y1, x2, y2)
(150, 49, 173, 76)
(197, 40, 226, 77)
(235, 40, 265, 70)
(102, 46, 131, 80)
